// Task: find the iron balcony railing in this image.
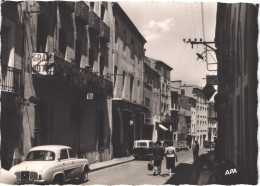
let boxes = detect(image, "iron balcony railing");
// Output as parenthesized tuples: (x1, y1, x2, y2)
(170, 103, 181, 111)
(89, 11, 100, 34)
(1, 65, 21, 94)
(40, 55, 113, 97)
(75, 1, 89, 25)
(100, 21, 110, 42)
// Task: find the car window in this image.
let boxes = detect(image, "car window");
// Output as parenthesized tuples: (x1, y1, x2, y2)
(60, 149, 68, 160)
(26, 151, 55, 161)
(68, 148, 76, 158)
(137, 142, 147, 147)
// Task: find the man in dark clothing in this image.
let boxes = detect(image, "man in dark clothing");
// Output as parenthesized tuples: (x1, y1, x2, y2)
(152, 141, 164, 176)
(192, 141, 199, 162)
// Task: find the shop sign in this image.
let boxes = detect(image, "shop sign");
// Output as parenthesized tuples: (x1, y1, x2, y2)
(202, 84, 216, 100)
(32, 53, 54, 75)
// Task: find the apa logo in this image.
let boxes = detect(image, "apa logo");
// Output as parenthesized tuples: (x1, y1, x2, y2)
(225, 168, 237, 175)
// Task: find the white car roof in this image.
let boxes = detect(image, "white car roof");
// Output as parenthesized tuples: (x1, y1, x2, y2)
(134, 140, 153, 143)
(29, 145, 72, 152)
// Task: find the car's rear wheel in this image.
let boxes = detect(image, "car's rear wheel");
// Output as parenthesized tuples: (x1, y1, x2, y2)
(53, 174, 64, 185)
(80, 167, 89, 183)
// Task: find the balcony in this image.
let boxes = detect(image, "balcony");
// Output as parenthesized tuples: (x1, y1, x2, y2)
(161, 115, 172, 122)
(89, 11, 100, 34)
(100, 21, 110, 42)
(75, 1, 89, 25)
(170, 103, 181, 112)
(59, 1, 75, 12)
(34, 54, 113, 97)
(1, 65, 21, 94)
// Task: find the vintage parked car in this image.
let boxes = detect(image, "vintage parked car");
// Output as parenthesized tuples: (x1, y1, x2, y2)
(178, 141, 189, 151)
(133, 140, 154, 160)
(10, 145, 90, 184)
(172, 141, 180, 152)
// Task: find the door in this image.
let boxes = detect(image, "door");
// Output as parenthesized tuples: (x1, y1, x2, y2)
(60, 149, 73, 181)
(68, 148, 82, 178)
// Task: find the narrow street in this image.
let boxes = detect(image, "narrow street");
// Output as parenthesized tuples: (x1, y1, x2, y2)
(81, 148, 209, 185)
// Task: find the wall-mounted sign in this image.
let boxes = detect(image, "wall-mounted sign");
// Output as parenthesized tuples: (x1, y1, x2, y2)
(32, 53, 54, 75)
(86, 93, 94, 100)
(202, 84, 216, 100)
(206, 75, 218, 85)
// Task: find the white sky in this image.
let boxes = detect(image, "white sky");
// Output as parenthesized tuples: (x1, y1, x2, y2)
(119, 1, 217, 87)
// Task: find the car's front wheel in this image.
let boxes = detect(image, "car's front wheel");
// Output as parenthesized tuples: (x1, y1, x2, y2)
(80, 167, 89, 183)
(53, 174, 64, 185)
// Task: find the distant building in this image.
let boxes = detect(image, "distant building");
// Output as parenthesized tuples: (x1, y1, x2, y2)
(112, 3, 148, 157)
(176, 84, 208, 147)
(146, 57, 173, 141)
(208, 102, 217, 143)
(215, 3, 258, 184)
(170, 81, 182, 141)
(143, 57, 161, 140)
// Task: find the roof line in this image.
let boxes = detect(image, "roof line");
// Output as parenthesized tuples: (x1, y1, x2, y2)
(113, 2, 146, 44)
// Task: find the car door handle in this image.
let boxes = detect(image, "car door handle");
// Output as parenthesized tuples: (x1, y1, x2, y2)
(63, 163, 65, 166)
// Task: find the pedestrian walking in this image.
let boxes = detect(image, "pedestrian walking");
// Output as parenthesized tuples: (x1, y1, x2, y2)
(151, 141, 164, 176)
(192, 141, 199, 163)
(165, 141, 178, 176)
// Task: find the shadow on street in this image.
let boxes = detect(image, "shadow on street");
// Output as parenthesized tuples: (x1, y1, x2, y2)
(164, 163, 195, 184)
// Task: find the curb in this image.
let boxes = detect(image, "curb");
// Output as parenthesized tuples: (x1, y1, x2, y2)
(90, 158, 135, 172)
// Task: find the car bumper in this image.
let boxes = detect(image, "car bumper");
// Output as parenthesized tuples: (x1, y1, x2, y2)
(16, 179, 46, 185)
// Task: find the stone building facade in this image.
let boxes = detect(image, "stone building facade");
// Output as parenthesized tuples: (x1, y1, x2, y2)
(214, 3, 258, 183)
(2, 1, 145, 168)
(143, 57, 161, 140)
(111, 3, 148, 157)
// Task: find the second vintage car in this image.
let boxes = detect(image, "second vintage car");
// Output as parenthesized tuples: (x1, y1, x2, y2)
(10, 145, 90, 184)
(133, 140, 154, 160)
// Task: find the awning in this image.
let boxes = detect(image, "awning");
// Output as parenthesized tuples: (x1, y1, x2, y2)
(158, 124, 168, 131)
(113, 98, 150, 114)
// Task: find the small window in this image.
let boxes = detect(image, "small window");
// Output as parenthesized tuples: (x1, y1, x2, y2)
(114, 66, 118, 86)
(122, 71, 126, 90)
(90, 2, 95, 11)
(123, 30, 126, 50)
(59, 29, 66, 58)
(101, 5, 105, 20)
(68, 149, 76, 158)
(115, 21, 118, 43)
(138, 46, 141, 63)
(60, 149, 68, 160)
(100, 56, 104, 75)
(89, 49, 94, 68)
(75, 39, 82, 67)
(181, 89, 185, 96)
(130, 38, 135, 59)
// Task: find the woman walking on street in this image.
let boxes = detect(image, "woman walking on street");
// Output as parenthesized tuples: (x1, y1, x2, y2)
(152, 141, 164, 176)
(165, 141, 178, 176)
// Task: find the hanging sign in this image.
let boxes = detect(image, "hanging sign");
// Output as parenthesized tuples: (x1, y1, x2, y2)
(202, 84, 216, 100)
(206, 75, 218, 85)
(31, 53, 54, 75)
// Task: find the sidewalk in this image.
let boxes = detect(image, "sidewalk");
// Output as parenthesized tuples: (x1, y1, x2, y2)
(164, 149, 214, 185)
(89, 156, 134, 172)
(191, 149, 244, 185)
